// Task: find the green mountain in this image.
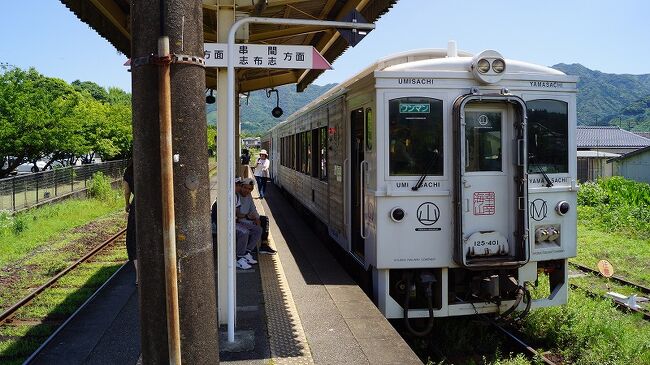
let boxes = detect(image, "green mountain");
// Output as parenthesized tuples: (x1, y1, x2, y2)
(551, 63, 650, 130)
(206, 83, 335, 135)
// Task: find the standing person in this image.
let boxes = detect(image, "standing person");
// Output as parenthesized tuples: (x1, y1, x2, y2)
(240, 149, 251, 178)
(254, 149, 270, 199)
(123, 160, 138, 285)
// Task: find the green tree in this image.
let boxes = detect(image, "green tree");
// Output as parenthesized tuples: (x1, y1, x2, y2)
(0, 68, 133, 177)
(71, 80, 109, 102)
(207, 125, 217, 155)
(0, 67, 82, 177)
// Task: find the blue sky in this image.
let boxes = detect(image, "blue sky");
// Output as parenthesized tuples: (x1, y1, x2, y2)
(1, 0, 649, 92)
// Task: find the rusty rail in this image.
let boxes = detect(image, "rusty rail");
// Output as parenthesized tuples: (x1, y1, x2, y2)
(0, 228, 127, 325)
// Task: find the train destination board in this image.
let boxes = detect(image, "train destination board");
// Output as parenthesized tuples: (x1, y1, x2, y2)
(204, 43, 332, 70)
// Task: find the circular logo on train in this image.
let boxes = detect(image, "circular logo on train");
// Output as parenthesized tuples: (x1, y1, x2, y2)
(530, 198, 548, 221)
(478, 114, 490, 126)
(417, 202, 440, 226)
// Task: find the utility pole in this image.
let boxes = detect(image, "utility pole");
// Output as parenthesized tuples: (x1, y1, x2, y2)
(131, 1, 219, 364)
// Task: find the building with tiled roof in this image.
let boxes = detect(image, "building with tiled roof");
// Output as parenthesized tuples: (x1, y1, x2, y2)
(577, 126, 650, 154)
(576, 126, 650, 182)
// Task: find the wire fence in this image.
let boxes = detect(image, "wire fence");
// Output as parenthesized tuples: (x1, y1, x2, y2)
(0, 160, 128, 213)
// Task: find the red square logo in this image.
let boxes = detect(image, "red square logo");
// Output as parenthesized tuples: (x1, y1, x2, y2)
(473, 192, 495, 215)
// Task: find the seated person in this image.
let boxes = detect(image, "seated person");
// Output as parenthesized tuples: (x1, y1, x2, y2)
(210, 178, 262, 270)
(238, 178, 276, 255)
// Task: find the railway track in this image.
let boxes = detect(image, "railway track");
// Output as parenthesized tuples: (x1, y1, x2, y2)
(570, 262, 650, 295)
(490, 321, 558, 365)
(569, 262, 650, 321)
(0, 228, 127, 363)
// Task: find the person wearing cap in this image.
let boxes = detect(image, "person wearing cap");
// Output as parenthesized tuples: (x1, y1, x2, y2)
(211, 177, 260, 270)
(235, 178, 263, 269)
(237, 178, 277, 256)
(253, 149, 270, 199)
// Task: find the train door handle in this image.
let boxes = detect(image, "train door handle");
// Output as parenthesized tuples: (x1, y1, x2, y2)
(463, 198, 469, 212)
(360, 160, 369, 239)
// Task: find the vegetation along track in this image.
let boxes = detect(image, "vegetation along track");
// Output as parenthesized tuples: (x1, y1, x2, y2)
(570, 262, 650, 320)
(0, 228, 127, 364)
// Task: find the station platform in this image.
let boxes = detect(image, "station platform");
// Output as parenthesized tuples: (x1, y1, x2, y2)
(26, 173, 422, 364)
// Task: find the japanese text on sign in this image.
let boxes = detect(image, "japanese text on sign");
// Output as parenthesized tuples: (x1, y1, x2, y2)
(203, 43, 331, 70)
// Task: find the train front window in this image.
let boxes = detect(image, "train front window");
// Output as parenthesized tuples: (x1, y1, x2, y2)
(527, 100, 568, 173)
(465, 111, 502, 172)
(388, 97, 443, 176)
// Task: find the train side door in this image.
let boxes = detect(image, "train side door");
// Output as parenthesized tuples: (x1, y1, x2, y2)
(456, 101, 528, 267)
(350, 108, 365, 258)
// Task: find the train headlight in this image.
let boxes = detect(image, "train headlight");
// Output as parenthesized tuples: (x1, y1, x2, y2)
(390, 207, 406, 222)
(471, 50, 506, 84)
(491, 59, 506, 73)
(556, 201, 570, 216)
(477, 59, 490, 74)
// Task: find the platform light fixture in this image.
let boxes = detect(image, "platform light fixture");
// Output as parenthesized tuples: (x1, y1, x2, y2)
(266, 88, 283, 118)
(206, 89, 216, 104)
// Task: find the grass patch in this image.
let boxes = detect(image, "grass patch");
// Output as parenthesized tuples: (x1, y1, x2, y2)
(14, 287, 97, 319)
(91, 247, 129, 263)
(522, 282, 650, 365)
(55, 262, 123, 288)
(0, 324, 56, 338)
(0, 193, 122, 268)
(575, 221, 650, 287)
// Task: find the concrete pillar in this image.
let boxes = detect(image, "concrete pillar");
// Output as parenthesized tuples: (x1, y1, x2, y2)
(131, 1, 219, 363)
(216, 0, 235, 325)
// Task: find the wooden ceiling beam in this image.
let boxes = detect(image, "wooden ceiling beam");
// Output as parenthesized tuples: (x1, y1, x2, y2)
(249, 25, 327, 42)
(89, 0, 131, 39)
(235, 0, 314, 12)
(298, 0, 370, 85)
(238, 71, 299, 92)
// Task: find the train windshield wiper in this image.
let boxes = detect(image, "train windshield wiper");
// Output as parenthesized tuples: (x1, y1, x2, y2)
(529, 154, 553, 187)
(412, 149, 439, 191)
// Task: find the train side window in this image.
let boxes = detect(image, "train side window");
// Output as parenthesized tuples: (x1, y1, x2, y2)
(311, 129, 319, 178)
(319, 127, 328, 181)
(527, 100, 568, 173)
(291, 134, 298, 170)
(304, 131, 312, 175)
(388, 97, 443, 176)
(465, 111, 503, 172)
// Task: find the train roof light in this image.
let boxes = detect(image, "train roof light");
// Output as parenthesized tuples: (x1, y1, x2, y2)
(477, 59, 490, 73)
(492, 59, 506, 73)
(471, 50, 506, 84)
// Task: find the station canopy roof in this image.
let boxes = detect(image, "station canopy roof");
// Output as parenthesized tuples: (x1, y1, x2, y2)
(60, 0, 397, 92)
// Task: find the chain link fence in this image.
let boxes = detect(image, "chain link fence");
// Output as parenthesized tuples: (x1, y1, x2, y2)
(0, 160, 128, 213)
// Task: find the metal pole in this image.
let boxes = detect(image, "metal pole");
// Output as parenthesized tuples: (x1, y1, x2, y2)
(224, 16, 375, 343)
(158, 36, 182, 365)
(12, 178, 15, 211)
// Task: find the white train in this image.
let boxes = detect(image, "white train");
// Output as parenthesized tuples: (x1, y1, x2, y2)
(262, 44, 577, 334)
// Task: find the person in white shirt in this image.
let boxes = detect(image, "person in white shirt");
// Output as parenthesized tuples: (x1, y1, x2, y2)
(253, 149, 270, 199)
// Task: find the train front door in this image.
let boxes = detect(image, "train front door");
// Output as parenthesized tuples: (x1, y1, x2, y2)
(350, 108, 365, 258)
(457, 101, 527, 267)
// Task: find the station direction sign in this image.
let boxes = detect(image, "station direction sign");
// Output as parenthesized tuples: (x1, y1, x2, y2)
(204, 43, 332, 70)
